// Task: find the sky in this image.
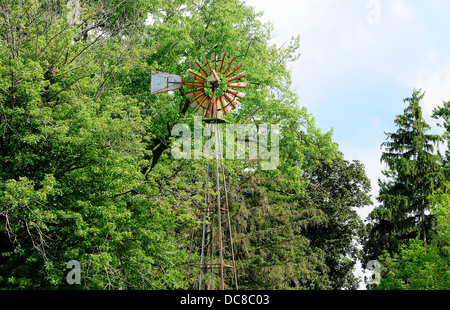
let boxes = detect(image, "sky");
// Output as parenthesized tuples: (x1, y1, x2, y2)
(244, 0, 450, 289)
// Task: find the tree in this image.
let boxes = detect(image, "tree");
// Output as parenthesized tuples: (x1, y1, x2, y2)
(363, 89, 445, 267)
(0, 0, 188, 289)
(433, 100, 450, 167)
(0, 0, 371, 290)
(375, 182, 450, 290)
(213, 111, 370, 290)
(301, 156, 371, 289)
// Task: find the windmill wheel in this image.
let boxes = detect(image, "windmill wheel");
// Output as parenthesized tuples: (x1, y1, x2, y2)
(184, 52, 246, 119)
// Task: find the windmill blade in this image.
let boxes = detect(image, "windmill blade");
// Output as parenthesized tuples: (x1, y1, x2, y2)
(211, 52, 217, 71)
(188, 71, 207, 82)
(216, 109, 223, 119)
(193, 61, 208, 78)
(189, 93, 208, 109)
(203, 55, 212, 75)
(196, 97, 210, 116)
(185, 81, 206, 89)
(220, 96, 232, 115)
(150, 71, 184, 95)
(205, 97, 214, 118)
(227, 71, 246, 83)
(225, 62, 242, 78)
(228, 82, 247, 88)
(222, 56, 235, 75)
(224, 93, 242, 109)
(200, 96, 211, 108)
(196, 105, 206, 116)
(211, 70, 220, 83)
(218, 52, 226, 73)
(226, 88, 245, 99)
(209, 97, 223, 119)
(186, 89, 205, 100)
(214, 97, 224, 119)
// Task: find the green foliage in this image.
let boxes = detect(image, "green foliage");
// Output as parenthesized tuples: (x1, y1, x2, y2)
(363, 90, 450, 290)
(364, 90, 445, 265)
(377, 240, 449, 290)
(433, 100, 450, 166)
(375, 183, 450, 290)
(0, 0, 187, 289)
(0, 0, 371, 290)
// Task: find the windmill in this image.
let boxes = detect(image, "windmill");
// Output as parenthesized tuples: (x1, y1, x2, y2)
(150, 52, 246, 290)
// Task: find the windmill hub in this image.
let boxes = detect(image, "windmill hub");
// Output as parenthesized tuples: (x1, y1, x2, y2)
(150, 52, 246, 120)
(209, 70, 221, 89)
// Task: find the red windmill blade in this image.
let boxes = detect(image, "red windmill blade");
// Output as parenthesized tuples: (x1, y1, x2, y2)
(193, 61, 208, 78)
(225, 62, 242, 78)
(227, 71, 246, 83)
(228, 82, 247, 88)
(221, 57, 235, 75)
(185, 81, 206, 90)
(203, 55, 212, 75)
(223, 93, 242, 109)
(188, 71, 207, 82)
(218, 52, 226, 73)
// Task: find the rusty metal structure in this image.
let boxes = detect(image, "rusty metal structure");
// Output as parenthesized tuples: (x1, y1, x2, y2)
(151, 52, 246, 120)
(150, 53, 246, 290)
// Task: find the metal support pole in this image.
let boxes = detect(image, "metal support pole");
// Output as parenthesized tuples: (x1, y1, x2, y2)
(199, 163, 210, 290)
(189, 82, 238, 290)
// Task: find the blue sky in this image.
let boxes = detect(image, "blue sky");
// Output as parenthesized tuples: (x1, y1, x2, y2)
(244, 0, 450, 288)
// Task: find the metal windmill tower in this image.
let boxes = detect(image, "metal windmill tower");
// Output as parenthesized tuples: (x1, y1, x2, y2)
(150, 52, 246, 290)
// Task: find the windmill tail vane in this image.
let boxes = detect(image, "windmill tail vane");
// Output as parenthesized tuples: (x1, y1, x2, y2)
(150, 71, 184, 95)
(150, 53, 246, 120)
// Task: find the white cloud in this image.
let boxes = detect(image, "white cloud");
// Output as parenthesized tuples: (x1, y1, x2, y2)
(390, 0, 414, 20)
(410, 61, 450, 117)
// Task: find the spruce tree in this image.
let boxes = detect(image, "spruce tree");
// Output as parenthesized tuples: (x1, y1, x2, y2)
(364, 89, 445, 263)
(433, 100, 450, 167)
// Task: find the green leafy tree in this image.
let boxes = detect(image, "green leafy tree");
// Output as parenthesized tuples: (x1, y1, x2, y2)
(0, 0, 188, 289)
(0, 0, 371, 290)
(301, 156, 371, 289)
(363, 89, 445, 268)
(375, 182, 450, 290)
(433, 100, 450, 167)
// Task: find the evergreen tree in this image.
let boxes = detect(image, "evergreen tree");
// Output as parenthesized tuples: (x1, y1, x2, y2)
(433, 100, 450, 167)
(375, 182, 450, 290)
(364, 89, 445, 265)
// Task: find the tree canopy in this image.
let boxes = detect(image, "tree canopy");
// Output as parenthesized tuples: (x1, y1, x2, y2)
(363, 90, 450, 290)
(4, 0, 448, 292)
